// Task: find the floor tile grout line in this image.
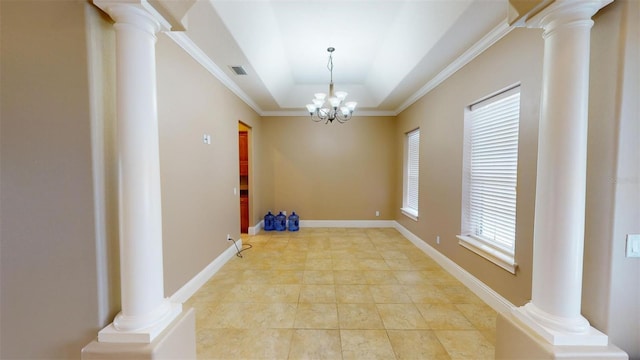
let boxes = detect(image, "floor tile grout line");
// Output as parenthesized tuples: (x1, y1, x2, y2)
(193, 229, 496, 359)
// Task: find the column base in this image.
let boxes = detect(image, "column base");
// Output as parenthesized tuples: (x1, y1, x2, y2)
(497, 312, 628, 359)
(513, 304, 608, 346)
(98, 302, 182, 343)
(82, 307, 195, 359)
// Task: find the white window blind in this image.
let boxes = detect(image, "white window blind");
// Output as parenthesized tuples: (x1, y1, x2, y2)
(464, 87, 520, 255)
(403, 128, 420, 218)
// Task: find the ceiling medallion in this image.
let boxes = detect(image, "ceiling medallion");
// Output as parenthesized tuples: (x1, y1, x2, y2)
(305, 47, 357, 124)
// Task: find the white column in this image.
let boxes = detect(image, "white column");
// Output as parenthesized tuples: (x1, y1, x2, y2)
(94, 0, 181, 343)
(514, 0, 612, 346)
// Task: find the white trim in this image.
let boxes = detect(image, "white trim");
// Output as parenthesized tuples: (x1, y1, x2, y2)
(169, 239, 242, 303)
(98, 302, 182, 343)
(141, 0, 172, 31)
(393, 222, 515, 315)
(94, 0, 172, 31)
(163, 21, 513, 118)
(295, 219, 515, 315)
(470, 84, 521, 111)
(457, 235, 517, 274)
(512, 305, 608, 346)
(300, 220, 396, 228)
(261, 110, 398, 117)
(396, 21, 514, 114)
(400, 208, 418, 221)
(167, 219, 514, 326)
(164, 32, 263, 115)
(402, 128, 420, 217)
(248, 220, 263, 235)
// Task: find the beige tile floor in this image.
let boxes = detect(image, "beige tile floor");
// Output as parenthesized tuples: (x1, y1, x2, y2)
(186, 228, 497, 359)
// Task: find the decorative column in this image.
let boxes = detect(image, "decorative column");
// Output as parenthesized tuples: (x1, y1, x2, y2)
(93, 0, 181, 343)
(514, 0, 612, 346)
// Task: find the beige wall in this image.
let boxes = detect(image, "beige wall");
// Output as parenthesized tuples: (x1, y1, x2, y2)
(0, 1, 107, 358)
(393, 2, 638, 356)
(395, 28, 544, 306)
(260, 116, 397, 221)
(584, 1, 640, 357)
(1, 0, 636, 358)
(155, 34, 262, 295)
(0, 0, 264, 356)
(172, 0, 270, 232)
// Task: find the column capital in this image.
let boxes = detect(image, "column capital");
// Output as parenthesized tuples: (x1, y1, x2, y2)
(93, 0, 171, 34)
(525, 0, 613, 33)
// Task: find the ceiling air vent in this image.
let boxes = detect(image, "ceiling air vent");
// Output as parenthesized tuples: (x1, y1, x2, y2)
(230, 66, 247, 75)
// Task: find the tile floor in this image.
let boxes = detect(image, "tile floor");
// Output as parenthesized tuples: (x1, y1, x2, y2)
(186, 228, 497, 359)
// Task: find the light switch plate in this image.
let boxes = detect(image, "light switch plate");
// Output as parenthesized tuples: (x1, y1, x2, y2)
(626, 234, 640, 258)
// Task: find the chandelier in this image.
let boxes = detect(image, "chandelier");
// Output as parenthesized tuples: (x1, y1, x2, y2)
(305, 47, 357, 124)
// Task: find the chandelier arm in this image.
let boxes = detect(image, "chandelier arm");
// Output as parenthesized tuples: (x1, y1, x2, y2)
(310, 108, 333, 122)
(335, 110, 353, 123)
(310, 111, 324, 122)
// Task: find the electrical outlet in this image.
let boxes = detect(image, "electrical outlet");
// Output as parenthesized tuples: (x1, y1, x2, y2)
(436, 236, 440, 244)
(227, 234, 232, 241)
(375, 211, 380, 217)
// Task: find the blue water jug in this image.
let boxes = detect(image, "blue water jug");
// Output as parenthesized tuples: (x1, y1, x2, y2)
(288, 211, 299, 231)
(264, 211, 275, 231)
(274, 211, 286, 231)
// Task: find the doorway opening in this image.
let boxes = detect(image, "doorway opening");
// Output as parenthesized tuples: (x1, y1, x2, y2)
(238, 122, 251, 234)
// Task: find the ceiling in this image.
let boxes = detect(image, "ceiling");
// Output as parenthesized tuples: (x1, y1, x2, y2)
(176, 0, 511, 116)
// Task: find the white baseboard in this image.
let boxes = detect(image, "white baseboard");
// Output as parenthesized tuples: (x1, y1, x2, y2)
(170, 239, 241, 303)
(300, 220, 396, 228)
(248, 220, 263, 235)
(393, 222, 515, 315)
(171, 220, 513, 318)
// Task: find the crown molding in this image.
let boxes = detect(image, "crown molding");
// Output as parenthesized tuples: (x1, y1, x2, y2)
(260, 110, 398, 117)
(167, 20, 513, 118)
(395, 20, 514, 115)
(164, 31, 263, 115)
(94, 0, 172, 31)
(524, 0, 613, 30)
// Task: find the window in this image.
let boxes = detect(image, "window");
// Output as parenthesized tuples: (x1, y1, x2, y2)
(458, 86, 520, 273)
(402, 128, 420, 220)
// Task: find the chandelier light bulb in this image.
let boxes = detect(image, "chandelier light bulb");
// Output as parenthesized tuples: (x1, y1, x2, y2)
(312, 98, 324, 108)
(345, 101, 357, 111)
(335, 91, 348, 101)
(306, 47, 357, 124)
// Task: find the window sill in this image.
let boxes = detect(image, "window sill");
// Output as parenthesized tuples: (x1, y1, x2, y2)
(456, 235, 517, 274)
(401, 208, 418, 221)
